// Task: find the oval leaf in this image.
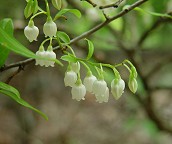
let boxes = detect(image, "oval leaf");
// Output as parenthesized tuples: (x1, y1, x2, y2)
(52, 0, 62, 10)
(24, 0, 34, 18)
(54, 9, 81, 20)
(57, 31, 70, 44)
(61, 55, 77, 63)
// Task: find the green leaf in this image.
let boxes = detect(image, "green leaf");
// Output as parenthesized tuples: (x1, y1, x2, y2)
(85, 39, 94, 60)
(57, 31, 70, 44)
(24, 0, 34, 18)
(0, 18, 14, 68)
(52, 0, 62, 10)
(61, 54, 77, 63)
(0, 82, 48, 120)
(134, 7, 172, 19)
(54, 9, 81, 20)
(0, 26, 63, 66)
(33, 0, 38, 14)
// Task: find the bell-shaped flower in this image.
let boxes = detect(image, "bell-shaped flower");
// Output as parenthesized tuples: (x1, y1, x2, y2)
(44, 46, 56, 67)
(128, 78, 138, 93)
(24, 20, 39, 42)
(111, 78, 125, 100)
(71, 62, 80, 73)
(95, 87, 109, 103)
(35, 46, 46, 66)
(92, 79, 107, 96)
(43, 17, 57, 37)
(83, 74, 97, 93)
(71, 82, 86, 101)
(64, 70, 77, 87)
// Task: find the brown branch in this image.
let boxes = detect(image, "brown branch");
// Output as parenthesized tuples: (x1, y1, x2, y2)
(0, 0, 148, 72)
(99, 0, 124, 9)
(5, 65, 24, 84)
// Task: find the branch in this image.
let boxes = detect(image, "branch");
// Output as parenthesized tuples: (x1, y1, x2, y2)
(0, 0, 148, 72)
(81, 0, 97, 7)
(99, 0, 124, 9)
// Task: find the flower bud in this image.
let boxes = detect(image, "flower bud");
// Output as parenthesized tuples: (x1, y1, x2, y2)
(83, 74, 97, 93)
(71, 83, 86, 101)
(111, 78, 125, 100)
(24, 20, 39, 42)
(43, 18, 57, 37)
(35, 46, 45, 66)
(128, 78, 138, 93)
(64, 70, 77, 87)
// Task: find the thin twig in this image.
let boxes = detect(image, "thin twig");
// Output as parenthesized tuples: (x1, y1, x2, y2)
(99, 0, 124, 9)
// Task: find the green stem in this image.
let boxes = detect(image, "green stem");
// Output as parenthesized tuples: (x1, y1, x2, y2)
(123, 64, 131, 73)
(65, 45, 76, 56)
(41, 38, 51, 46)
(80, 61, 91, 72)
(30, 11, 47, 20)
(44, 0, 51, 17)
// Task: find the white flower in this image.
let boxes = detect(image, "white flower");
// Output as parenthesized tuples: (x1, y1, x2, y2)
(71, 62, 80, 73)
(128, 78, 138, 93)
(95, 87, 109, 103)
(83, 74, 97, 92)
(92, 80, 107, 96)
(44, 50, 56, 67)
(71, 83, 86, 101)
(35, 49, 45, 66)
(43, 19, 57, 37)
(64, 70, 77, 87)
(111, 78, 125, 100)
(24, 22, 39, 42)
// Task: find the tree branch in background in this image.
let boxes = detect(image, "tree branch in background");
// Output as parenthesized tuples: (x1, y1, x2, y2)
(0, 0, 148, 73)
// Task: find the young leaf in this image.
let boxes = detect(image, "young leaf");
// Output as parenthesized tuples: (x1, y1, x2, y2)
(54, 9, 81, 20)
(61, 55, 77, 63)
(52, 0, 62, 10)
(0, 82, 48, 120)
(85, 39, 94, 60)
(57, 31, 70, 44)
(24, 0, 34, 18)
(0, 18, 14, 68)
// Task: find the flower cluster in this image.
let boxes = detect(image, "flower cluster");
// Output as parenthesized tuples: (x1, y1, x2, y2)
(24, 17, 57, 67)
(64, 62, 137, 103)
(35, 45, 56, 67)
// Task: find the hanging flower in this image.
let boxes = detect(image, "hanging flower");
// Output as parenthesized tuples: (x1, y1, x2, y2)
(71, 83, 86, 101)
(35, 46, 46, 66)
(64, 70, 77, 87)
(83, 74, 97, 93)
(71, 62, 80, 73)
(43, 17, 57, 37)
(92, 80, 107, 96)
(24, 20, 39, 42)
(128, 77, 138, 93)
(44, 46, 56, 67)
(111, 78, 125, 100)
(95, 87, 109, 103)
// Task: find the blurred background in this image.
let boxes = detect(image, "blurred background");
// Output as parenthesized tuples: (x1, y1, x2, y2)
(0, 0, 172, 143)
